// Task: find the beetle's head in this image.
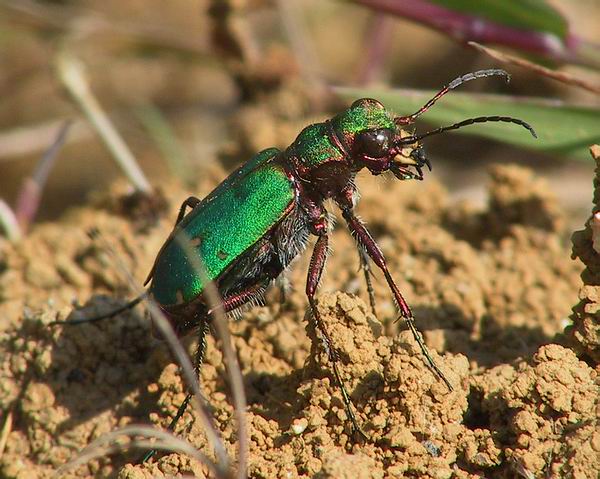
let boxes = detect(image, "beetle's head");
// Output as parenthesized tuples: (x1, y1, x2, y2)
(332, 98, 430, 180)
(335, 70, 537, 181)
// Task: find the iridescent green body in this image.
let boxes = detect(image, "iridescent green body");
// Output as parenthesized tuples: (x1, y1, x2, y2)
(149, 148, 295, 306)
(149, 101, 398, 309)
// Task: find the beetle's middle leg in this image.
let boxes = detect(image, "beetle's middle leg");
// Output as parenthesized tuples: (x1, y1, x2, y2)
(306, 230, 367, 439)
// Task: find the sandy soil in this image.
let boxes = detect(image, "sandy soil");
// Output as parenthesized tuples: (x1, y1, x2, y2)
(1, 151, 598, 478)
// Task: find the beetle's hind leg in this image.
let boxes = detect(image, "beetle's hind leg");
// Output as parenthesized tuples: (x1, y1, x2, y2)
(141, 316, 210, 463)
(142, 278, 273, 462)
(49, 294, 146, 327)
(306, 231, 368, 440)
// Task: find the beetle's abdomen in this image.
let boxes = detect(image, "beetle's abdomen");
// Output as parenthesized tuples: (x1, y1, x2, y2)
(150, 158, 296, 307)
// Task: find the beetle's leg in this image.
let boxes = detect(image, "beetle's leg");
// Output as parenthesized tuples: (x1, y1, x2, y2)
(167, 317, 210, 429)
(306, 232, 368, 439)
(50, 294, 146, 326)
(341, 208, 452, 391)
(142, 317, 210, 463)
(175, 196, 201, 226)
(144, 278, 272, 462)
(357, 246, 377, 316)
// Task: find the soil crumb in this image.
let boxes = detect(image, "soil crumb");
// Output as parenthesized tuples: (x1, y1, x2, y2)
(570, 145, 600, 364)
(1, 159, 598, 478)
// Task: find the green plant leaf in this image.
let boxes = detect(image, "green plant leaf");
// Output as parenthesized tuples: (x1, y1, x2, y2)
(335, 87, 600, 161)
(429, 0, 568, 40)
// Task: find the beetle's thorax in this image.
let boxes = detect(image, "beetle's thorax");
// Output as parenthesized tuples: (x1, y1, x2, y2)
(283, 98, 402, 200)
(283, 121, 355, 200)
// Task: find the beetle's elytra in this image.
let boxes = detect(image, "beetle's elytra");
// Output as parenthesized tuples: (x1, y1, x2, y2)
(58, 69, 536, 445)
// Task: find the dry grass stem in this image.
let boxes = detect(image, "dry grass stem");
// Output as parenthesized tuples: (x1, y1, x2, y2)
(55, 52, 152, 193)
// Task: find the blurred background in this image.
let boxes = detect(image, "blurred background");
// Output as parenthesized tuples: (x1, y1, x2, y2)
(1, 0, 599, 238)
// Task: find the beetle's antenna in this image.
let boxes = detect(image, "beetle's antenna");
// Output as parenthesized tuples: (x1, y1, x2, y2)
(395, 69, 510, 125)
(399, 115, 537, 144)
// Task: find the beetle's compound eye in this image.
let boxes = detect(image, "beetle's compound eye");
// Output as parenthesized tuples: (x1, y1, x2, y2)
(354, 128, 393, 158)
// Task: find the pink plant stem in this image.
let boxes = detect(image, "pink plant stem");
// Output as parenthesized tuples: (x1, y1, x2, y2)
(355, 0, 598, 68)
(14, 121, 72, 233)
(356, 13, 395, 85)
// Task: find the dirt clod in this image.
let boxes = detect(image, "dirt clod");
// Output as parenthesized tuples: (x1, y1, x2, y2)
(569, 145, 600, 363)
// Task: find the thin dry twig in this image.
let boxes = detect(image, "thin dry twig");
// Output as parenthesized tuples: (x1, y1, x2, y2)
(55, 51, 152, 194)
(54, 426, 217, 478)
(469, 41, 600, 94)
(176, 232, 248, 479)
(92, 230, 249, 477)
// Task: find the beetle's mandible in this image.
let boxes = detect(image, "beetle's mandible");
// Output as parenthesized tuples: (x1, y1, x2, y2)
(57, 69, 536, 445)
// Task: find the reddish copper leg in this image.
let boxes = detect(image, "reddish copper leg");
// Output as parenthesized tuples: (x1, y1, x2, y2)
(306, 233, 368, 439)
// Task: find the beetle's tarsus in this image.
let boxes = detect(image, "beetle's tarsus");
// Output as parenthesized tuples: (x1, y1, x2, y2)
(358, 247, 377, 317)
(398, 312, 453, 392)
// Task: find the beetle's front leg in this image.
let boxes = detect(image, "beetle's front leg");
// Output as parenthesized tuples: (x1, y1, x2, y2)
(341, 208, 452, 391)
(305, 216, 367, 439)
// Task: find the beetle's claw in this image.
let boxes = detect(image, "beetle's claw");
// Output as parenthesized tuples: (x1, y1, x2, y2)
(424, 157, 432, 171)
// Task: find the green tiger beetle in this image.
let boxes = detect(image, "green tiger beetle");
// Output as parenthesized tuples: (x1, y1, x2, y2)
(55, 69, 536, 447)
